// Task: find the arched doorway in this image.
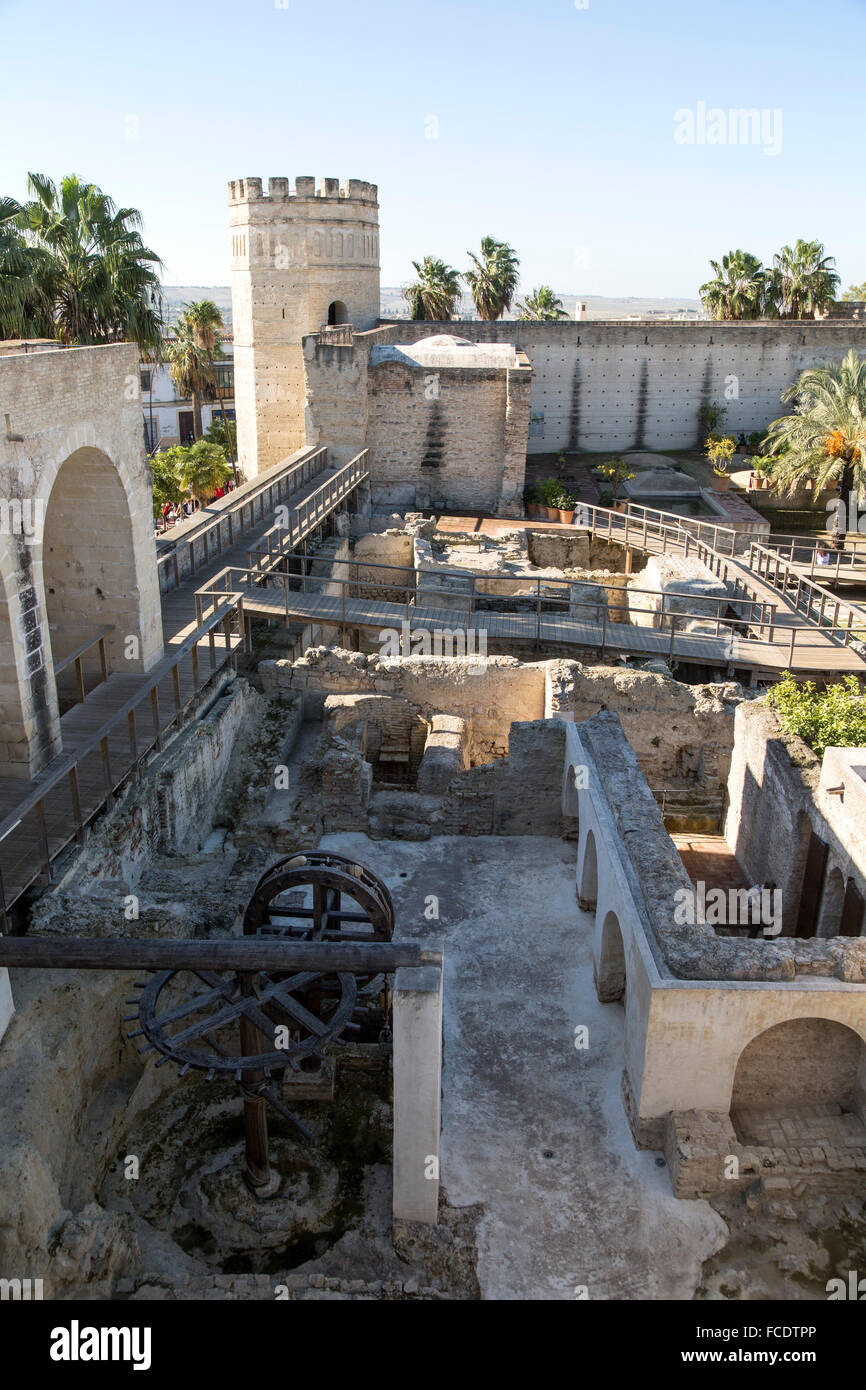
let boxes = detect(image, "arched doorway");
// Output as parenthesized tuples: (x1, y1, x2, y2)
(731, 1018, 865, 1138)
(42, 448, 140, 682)
(597, 910, 626, 1003)
(579, 829, 598, 912)
(327, 300, 348, 326)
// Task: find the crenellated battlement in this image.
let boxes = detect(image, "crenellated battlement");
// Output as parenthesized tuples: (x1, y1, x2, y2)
(228, 177, 378, 205)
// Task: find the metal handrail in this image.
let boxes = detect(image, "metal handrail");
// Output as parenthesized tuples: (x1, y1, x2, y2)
(207, 558, 866, 664)
(246, 450, 370, 573)
(745, 541, 864, 646)
(0, 600, 245, 925)
(156, 444, 330, 591)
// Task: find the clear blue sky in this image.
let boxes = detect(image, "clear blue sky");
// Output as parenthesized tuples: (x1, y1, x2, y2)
(2, 0, 864, 298)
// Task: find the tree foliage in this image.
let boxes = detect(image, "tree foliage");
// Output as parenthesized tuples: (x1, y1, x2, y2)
(762, 349, 866, 499)
(402, 257, 462, 320)
(516, 285, 567, 321)
(700, 240, 839, 320)
(1, 173, 164, 351)
(765, 674, 866, 757)
(464, 236, 520, 320)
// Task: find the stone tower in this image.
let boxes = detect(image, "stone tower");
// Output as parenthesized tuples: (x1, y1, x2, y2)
(228, 176, 380, 477)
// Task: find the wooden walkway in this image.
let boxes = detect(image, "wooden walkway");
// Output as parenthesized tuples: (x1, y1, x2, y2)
(227, 580, 866, 675)
(0, 453, 366, 922)
(0, 488, 862, 922)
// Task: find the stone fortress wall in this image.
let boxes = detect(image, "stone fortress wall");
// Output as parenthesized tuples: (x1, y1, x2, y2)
(228, 176, 380, 478)
(0, 342, 163, 780)
(370, 318, 866, 455)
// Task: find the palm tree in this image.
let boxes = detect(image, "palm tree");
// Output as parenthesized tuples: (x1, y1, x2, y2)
(13, 173, 164, 352)
(516, 285, 567, 321)
(762, 349, 866, 503)
(699, 250, 767, 320)
(772, 240, 840, 319)
(0, 195, 52, 338)
(164, 309, 217, 441)
(402, 257, 462, 320)
(176, 440, 233, 504)
(182, 299, 237, 479)
(464, 236, 520, 320)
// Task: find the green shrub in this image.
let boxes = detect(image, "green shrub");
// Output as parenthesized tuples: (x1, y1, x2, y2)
(764, 674, 866, 756)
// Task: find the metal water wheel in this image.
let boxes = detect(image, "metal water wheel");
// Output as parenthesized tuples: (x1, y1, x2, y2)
(128, 851, 395, 1194)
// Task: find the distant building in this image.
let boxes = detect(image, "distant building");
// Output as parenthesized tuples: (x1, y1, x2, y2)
(140, 338, 235, 451)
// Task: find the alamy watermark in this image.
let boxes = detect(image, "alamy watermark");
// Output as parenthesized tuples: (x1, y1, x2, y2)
(674, 880, 782, 935)
(674, 102, 782, 157)
(0, 497, 44, 541)
(378, 620, 487, 673)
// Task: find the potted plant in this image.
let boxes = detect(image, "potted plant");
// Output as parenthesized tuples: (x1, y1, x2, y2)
(523, 483, 543, 519)
(596, 458, 635, 510)
(541, 477, 563, 520)
(706, 435, 736, 491)
(751, 455, 773, 490)
(558, 493, 577, 524)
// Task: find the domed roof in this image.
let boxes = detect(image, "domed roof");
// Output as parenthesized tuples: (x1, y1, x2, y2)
(410, 334, 476, 348)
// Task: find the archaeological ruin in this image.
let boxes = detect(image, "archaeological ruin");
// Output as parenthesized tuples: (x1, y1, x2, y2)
(2, 171, 866, 1310)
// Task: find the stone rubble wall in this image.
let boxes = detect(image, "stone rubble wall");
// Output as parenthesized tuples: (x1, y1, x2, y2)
(44, 678, 258, 893)
(724, 702, 866, 936)
(665, 1108, 866, 1200)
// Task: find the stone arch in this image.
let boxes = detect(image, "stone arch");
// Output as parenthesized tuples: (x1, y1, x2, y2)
(816, 865, 846, 937)
(597, 909, 626, 1003)
(328, 300, 349, 326)
(41, 446, 141, 676)
(579, 828, 598, 912)
(731, 1017, 866, 1114)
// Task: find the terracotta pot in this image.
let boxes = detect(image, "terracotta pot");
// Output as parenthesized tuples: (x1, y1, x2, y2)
(559, 508, 575, 524)
(712, 474, 730, 492)
(544, 506, 560, 521)
(527, 503, 541, 519)
(614, 500, 626, 513)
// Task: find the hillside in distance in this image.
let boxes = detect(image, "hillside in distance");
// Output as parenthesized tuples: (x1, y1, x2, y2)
(161, 286, 705, 326)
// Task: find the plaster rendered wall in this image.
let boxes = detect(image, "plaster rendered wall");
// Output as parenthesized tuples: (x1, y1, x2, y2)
(0, 343, 163, 778)
(371, 319, 866, 453)
(229, 177, 380, 477)
(565, 719, 866, 1151)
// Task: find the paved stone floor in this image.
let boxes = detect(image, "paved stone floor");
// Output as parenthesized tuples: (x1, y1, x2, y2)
(322, 831, 726, 1300)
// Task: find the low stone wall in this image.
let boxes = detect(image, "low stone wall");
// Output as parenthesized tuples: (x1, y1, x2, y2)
(664, 1108, 866, 1200)
(262, 649, 547, 764)
(547, 659, 740, 798)
(579, 711, 866, 982)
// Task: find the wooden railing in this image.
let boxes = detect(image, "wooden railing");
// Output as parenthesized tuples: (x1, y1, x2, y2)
(156, 445, 330, 593)
(745, 541, 864, 646)
(757, 530, 866, 581)
(206, 556, 805, 654)
(580, 498, 746, 558)
(0, 600, 244, 928)
(246, 450, 370, 574)
(52, 626, 112, 709)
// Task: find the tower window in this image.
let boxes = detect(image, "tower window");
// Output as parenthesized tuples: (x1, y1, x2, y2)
(328, 300, 348, 326)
